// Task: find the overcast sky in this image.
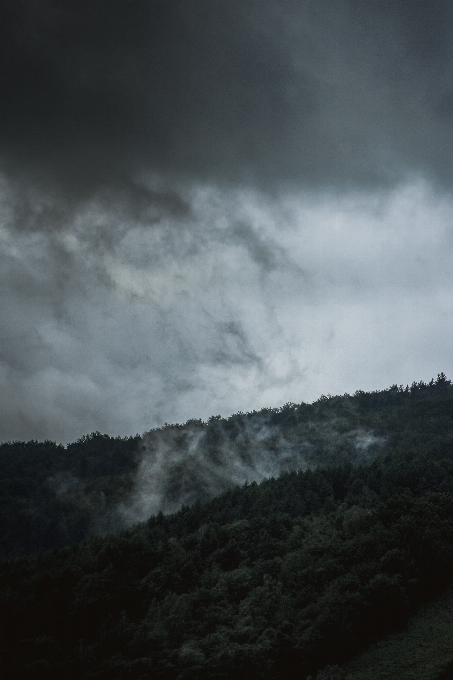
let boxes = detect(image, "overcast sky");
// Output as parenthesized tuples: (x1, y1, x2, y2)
(1, 0, 453, 443)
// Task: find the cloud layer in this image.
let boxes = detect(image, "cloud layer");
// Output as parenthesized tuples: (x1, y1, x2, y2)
(3, 0, 453, 192)
(1, 1, 453, 442)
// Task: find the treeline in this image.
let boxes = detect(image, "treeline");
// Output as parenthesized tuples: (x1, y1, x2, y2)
(2, 376, 453, 679)
(1, 374, 452, 560)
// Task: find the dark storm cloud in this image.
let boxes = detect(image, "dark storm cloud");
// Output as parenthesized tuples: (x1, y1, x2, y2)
(2, 0, 453, 199)
(2, 0, 453, 445)
(4, 173, 190, 239)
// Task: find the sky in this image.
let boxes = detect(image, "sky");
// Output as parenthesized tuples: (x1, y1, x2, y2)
(1, 0, 453, 444)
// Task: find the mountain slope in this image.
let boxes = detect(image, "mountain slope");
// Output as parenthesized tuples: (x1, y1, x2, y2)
(1, 375, 452, 559)
(341, 583, 453, 680)
(2, 376, 453, 679)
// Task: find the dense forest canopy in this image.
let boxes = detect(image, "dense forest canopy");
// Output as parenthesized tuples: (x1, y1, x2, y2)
(2, 374, 453, 679)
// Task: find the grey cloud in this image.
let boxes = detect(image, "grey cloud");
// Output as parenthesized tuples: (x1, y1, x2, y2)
(211, 320, 262, 368)
(1, 0, 453, 201)
(0, 327, 48, 377)
(1, 180, 453, 443)
(230, 222, 282, 274)
(2, 1, 453, 445)
(3, 173, 190, 238)
(0, 188, 282, 441)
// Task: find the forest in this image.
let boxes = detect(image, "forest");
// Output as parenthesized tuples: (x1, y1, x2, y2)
(1, 374, 453, 679)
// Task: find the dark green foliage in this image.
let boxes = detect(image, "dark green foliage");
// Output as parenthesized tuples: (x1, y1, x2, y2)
(2, 374, 453, 560)
(2, 376, 453, 679)
(3, 488, 453, 679)
(0, 433, 140, 558)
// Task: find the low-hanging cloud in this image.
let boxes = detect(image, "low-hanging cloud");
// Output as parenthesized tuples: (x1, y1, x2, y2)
(117, 407, 385, 526)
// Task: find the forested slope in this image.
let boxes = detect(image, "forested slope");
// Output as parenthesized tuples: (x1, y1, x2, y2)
(2, 376, 453, 679)
(0, 434, 140, 558)
(1, 374, 453, 560)
(341, 583, 453, 680)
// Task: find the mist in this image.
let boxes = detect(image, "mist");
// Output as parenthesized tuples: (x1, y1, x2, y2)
(116, 403, 385, 527)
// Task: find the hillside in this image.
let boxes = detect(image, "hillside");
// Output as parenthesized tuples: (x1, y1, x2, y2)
(2, 375, 453, 679)
(1, 374, 453, 560)
(341, 583, 453, 680)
